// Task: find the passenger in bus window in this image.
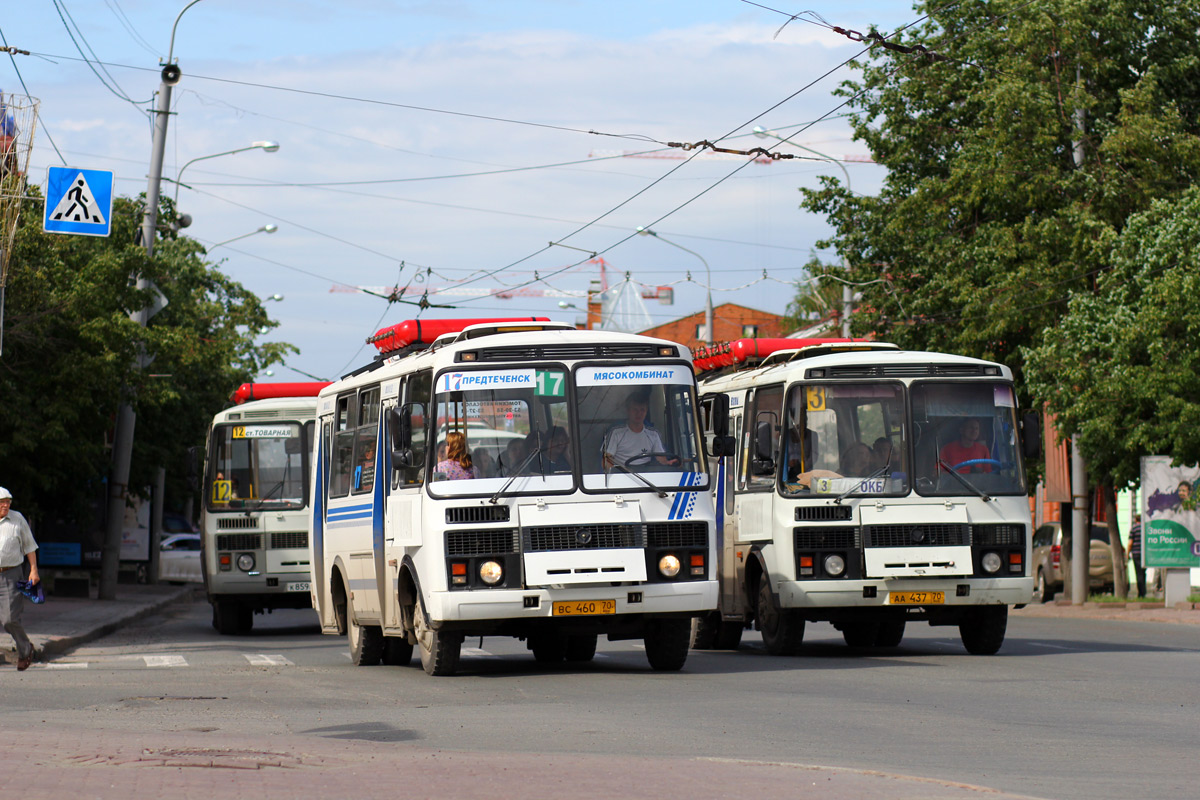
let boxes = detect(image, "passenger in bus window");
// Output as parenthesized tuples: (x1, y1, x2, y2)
(871, 437, 894, 471)
(435, 431, 478, 480)
(545, 426, 571, 473)
(355, 444, 375, 490)
(839, 442, 873, 476)
(499, 438, 526, 477)
(472, 447, 496, 478)
(939, 418, 991, 473)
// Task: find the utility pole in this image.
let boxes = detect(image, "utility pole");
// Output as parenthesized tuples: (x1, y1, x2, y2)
(98, 24, 188, 598)
(1069, 65, 1089, 605)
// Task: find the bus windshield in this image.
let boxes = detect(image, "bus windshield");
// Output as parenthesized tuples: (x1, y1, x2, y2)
(782, 382, 909, 497)
(575, 365, 703, 492)
(427, 364, 704, 497)
(206, 422, 308, 510)
(911, 381, 1027, 496)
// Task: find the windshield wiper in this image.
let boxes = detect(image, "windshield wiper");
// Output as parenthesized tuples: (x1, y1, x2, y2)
(937, 458, 992, 502)
(608, 462, 667, 498)
(488, 445, 548, 504)
(834, 458, 891, 505)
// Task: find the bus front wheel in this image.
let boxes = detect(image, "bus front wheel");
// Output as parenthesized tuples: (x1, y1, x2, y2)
(757, 578, 803, 655)
(212, 600, 251, 635)
(959, 605, 1008, 655)
(644, 618, 690, 671)
(415, 604, 461, 676)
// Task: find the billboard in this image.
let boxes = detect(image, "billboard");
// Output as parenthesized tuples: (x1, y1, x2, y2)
(1140, 456, 1200, 569)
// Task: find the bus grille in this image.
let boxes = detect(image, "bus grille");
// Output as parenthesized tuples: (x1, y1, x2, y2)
(794, 527, 858, 550)
(864, 524, 968, 547)
(795, 506, 853, 522)
(972, 524, 1025, 546)
(523, 523, 646, 552)
(216, 533, 261, 550)
(447, 528, 519, 556)
(446, 505, 511, 524)
(216, 517, 258, 529)
(271, 531, 308, 549)
(646, 522, 707, 548)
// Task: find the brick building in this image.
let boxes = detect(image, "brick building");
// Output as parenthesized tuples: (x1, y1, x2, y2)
(637, 302, 788, 349)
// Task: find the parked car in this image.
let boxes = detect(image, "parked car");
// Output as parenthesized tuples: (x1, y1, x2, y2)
(162, 512, 198, 535)
(159, 533, 202, 583)
(1030, 522, 1115, 602)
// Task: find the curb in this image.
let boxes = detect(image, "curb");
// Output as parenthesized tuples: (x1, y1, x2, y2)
(4, 585, 196, 661)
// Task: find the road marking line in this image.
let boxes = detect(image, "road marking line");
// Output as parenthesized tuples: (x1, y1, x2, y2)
(36, 662, 89, 669)
(460, 647, 492, 658)
(143, 655, 188, 668)
(244, 654, 294, 666)
(1028, 642, 1084, 650)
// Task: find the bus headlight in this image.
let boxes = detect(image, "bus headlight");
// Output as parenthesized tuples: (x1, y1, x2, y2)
(236, 553, 255, 572)
(823, 554, 846, 577)
(658, 554, 681, 578)
(981, 552, 1002, 574)
(479, 561, 504, 585)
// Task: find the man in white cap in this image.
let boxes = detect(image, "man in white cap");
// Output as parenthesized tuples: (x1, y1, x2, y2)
(0, 487, 39, 670)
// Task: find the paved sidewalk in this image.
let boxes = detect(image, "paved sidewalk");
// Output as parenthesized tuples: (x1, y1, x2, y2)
(0, 582, 197, 665)
(1012, 598, 1200, 625)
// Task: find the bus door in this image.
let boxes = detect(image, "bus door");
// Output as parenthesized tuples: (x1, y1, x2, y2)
(383, 370, 430, 632)
(736, 384, 783, 544)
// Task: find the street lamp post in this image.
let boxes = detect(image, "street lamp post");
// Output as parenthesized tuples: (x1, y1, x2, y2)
(637, 227, 714, 345)
(754, 126, 854, 337)
(208, 223, 278, 251)
(100, 0, 207, 600)
(171, 141, 280, 205)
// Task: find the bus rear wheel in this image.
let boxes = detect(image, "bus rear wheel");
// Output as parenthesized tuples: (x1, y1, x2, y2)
(644, 618, 690, 671)
(415, 604, 461, 676)
(565, 634, 598, 662)
(841, 622, 880, 648)
(347, 607, 384, 666)
(529, 633, 567, 663)
(383, 637, 414, 666)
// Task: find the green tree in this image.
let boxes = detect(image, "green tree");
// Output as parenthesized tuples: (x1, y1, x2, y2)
(0, 193, 293, 531)
(799, 0, 1200, 367)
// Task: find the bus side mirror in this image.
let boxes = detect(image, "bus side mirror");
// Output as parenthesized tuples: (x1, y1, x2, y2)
(708, 394, 730, 438)
(1021, 412, 1041, 460)
(704, 434, 736, 458)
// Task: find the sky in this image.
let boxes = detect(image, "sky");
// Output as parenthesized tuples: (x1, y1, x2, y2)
(3, 0, 918, 382)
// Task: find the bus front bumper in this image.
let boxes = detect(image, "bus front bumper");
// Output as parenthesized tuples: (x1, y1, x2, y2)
(427, 580, 718, 623)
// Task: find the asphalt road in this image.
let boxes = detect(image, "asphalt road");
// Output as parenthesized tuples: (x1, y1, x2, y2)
(8, 596, 1199, 799)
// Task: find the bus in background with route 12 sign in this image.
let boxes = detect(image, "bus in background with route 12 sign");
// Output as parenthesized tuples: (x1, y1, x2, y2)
(201, 382, 328, 634)
(690, 338, 1040, 656)
(309, 317, 724, 676)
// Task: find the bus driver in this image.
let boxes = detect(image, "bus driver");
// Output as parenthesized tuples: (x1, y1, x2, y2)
(602, 390, 679, 469)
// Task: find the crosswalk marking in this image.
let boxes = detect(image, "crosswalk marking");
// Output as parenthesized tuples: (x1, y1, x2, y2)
(35, 662, 88, 669)
(143, 655, 188, 668)
(244, 654, 294, 666)
(460, 647, 492, 658)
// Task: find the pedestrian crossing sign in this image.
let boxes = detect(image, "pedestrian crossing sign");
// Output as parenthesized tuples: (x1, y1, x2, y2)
(43, 166, 115, 237)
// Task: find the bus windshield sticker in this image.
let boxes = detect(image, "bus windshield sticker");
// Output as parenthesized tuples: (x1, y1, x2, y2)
(438, 370, 535, 393)
(535, 369, 565, 397)
(575, 365, 691, 386)
(994, 384, 1015, 408)
(232, 425, 295, 439)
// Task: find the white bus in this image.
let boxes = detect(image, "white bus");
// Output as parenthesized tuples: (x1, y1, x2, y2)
(692, 338, 1039, 655)
(201, 382, 328, 634)
(309, 318, 721, 675)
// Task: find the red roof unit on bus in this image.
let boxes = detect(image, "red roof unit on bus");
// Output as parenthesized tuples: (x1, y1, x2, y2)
(368, 317, 552, 354)
(230, 381, 332, 405)
(692, 337, 864, 372)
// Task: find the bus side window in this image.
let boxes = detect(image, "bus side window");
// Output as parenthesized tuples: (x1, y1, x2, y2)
(352, 387, 381, 494)
(400, 370, 432, 487)
(331, 394, 356, 498)
(747, 385, 783, 488)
